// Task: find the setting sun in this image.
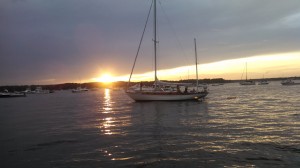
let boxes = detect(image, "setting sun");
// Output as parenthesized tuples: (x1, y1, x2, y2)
(97, 74, 114, 83)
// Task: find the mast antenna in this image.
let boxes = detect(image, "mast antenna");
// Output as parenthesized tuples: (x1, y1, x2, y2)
(194, 38, 199, 91)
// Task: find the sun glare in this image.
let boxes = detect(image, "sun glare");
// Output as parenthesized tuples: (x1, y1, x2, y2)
(98, 74, 114, 83)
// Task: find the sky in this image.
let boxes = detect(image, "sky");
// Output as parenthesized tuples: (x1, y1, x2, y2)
(1, 0, 300, 85)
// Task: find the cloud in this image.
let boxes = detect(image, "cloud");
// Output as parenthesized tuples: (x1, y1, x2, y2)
(280, 12, 300, 28)
(1, 0, 300, 85)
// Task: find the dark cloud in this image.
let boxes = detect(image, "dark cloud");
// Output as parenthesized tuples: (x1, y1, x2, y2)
(1, 0, 300, 85)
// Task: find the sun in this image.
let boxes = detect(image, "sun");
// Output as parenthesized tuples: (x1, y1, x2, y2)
(98, 74, 114, 83)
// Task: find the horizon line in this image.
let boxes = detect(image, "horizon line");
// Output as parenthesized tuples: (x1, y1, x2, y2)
(1, 76, 300, 87)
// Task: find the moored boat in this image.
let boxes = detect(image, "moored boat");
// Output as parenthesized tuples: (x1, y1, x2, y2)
(32, 87, 50, 94)
(0, 90, 26, 98)
(281, 79, 300, 85)
(239, 63, 256, 85)
(257, 80, 269, 85)
(126, 81, 208, 101)
(72, 87, 89, 93)
(240, 80, 256, 85)
(125, 0, 208, 101)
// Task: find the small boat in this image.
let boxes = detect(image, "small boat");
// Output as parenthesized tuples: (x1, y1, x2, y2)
(72, 87, 89, 93)
(0, 90, 26, 98)
(257, 80, 269, 85)
(126, 0, 208, 101)
(211, 83, 223, 86)
(240, 80, 256, 85)
(257, 74, 269, 85)
(32, 87, 50, 94)
(239, 62, 256, 85)
(281, 79, 300, 85)
(22, 87, 33, 94)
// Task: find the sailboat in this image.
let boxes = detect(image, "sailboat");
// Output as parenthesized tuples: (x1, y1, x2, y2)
(126, 0, 208, 101)
(257, 80, 269, 85)
(257, 74, 269, 85)
(239, 62, 256, 85)
(281, 78, 300, 85)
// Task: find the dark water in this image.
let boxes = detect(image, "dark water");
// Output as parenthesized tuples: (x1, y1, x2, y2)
(1, 82, 299, 168)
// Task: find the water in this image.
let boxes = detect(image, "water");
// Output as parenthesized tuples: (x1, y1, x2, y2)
(1, 82, 299, 168)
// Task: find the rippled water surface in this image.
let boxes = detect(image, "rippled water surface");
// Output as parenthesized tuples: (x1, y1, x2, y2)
(1, 82, 300, 167)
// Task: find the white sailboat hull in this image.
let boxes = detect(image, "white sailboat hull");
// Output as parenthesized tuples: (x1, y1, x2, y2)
(126, 92, 208, 101)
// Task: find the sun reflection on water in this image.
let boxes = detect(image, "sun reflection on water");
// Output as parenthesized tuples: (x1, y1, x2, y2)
(102, 89, 113, 135)
(103, 117, 117, 135)
(96, 88, 135, 161)
(98, 88, 131, 136)
(103, 89, 112, 113)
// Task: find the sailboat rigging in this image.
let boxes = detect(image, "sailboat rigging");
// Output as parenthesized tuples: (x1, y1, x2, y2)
(257, 74, 269, 85)
(239, 62, 256, 85)
(126, 0, 208, 101)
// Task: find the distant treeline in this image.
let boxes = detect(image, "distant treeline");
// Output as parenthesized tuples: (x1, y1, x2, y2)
(235, 76, 300, 82)
(0, 78, 225, 92)
(0, 82, 128, 92)
(1, 77, 299, 92)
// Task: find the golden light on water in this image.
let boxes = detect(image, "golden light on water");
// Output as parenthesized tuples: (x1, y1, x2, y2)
(101, 88, 114, 135)
(103, 117, 114, 135)
(103, 88, 112, 113)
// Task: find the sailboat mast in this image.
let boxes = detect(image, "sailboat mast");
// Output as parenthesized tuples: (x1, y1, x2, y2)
(246, 62, 248, 81)
(194, 38, 199, 91)
(153, 0, 158, 84)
